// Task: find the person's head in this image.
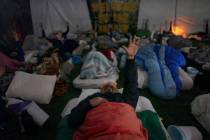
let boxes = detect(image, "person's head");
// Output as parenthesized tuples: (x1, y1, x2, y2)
(96, 35, 118, 50)
(53, 31, 63, 40)
(100, 81, 118, 94)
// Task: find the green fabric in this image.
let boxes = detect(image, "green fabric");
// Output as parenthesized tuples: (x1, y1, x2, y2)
(136, 30, 151, 38)
(137, 110, 167, 140)
(56, 116, 76, 140)
(56, 110, 166, 140)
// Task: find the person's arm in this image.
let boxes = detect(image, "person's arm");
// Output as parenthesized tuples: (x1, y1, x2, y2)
(68, 95, 108, 128)
(122, 37, 140, 108)
(68, 97, 92, 128)
(62, 25, 69, 39)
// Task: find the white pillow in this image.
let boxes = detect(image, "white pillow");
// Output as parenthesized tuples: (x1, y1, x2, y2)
(191, 94, 210, 133)
(6, 71, 57, 104)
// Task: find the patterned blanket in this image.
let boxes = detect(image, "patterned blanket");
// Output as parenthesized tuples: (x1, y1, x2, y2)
(80, 51, 118, 79)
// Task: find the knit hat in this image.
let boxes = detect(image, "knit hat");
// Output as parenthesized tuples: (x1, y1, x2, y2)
(96, 35, 118, 49)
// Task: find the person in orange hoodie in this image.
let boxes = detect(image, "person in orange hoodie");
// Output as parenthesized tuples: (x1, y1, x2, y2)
(68, 37, 148, 140)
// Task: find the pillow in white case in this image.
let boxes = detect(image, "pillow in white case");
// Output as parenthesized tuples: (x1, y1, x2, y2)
(6, 71, 56, 104)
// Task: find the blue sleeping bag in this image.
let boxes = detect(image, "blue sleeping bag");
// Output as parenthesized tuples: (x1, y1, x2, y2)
(135, 44, 177, 99)
(164, 46, 186, 95)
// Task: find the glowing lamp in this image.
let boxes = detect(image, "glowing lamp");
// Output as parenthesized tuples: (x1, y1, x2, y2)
(172, 26, 187, 37)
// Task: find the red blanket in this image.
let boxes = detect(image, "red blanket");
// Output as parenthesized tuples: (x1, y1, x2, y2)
(74, 102, 148, 140)
(100, 50, 112, 60)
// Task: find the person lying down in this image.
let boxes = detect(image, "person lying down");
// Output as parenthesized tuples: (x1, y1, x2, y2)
(67, 37, 148, 140)
(79, 36, 118, 80)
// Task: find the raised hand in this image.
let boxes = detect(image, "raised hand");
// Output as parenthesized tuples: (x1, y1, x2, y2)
(123, 36, 141, 59)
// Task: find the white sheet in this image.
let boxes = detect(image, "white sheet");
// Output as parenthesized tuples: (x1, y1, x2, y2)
(73, 74, 119, 89)
(30, 0, 92, 36)
(61, 98, 79, 118)
(137, 68, 148, 89)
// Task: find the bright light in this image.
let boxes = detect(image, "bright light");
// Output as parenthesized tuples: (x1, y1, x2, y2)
(172, 26, 187, 37)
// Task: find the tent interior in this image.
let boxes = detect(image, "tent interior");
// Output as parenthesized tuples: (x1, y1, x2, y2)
(1, 0, 210, 140)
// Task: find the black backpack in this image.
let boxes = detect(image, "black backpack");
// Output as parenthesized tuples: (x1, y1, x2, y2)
(0, 97, 22, 140)
(0, 97, 40, 140)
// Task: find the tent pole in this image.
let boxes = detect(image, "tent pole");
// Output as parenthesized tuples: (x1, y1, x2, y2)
(174, 0, 178, 31)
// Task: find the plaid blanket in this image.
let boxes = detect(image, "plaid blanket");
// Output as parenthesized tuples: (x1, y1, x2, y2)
(80, 51, 118, 79)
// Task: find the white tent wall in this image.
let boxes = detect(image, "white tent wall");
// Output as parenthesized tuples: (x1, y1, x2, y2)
(30, 0, 92, 37)
(138, 0, 210, 34)
(138, 0, 176, 32)
(176, 0, 210, 34)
